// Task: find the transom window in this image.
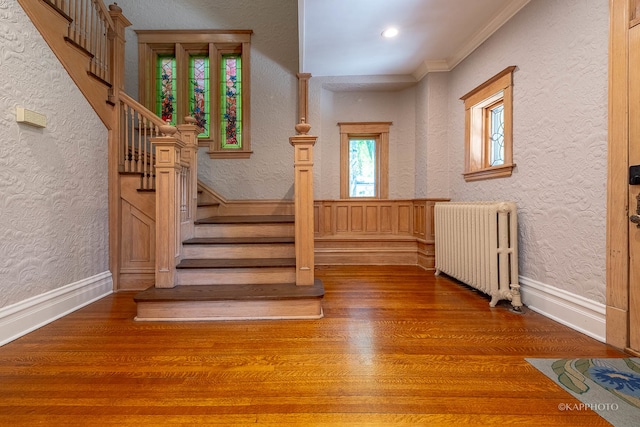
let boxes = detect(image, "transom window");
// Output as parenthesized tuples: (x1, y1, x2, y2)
(339, 122, 391, 199)
(136, 30, 252, 159)
(460, 66, 516, 181)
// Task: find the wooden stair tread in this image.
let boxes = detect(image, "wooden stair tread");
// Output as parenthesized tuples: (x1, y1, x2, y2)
(197, 202, 220, 207)
(177, 258, 296, 269)
(183, 237, 294, 245)
(196, 215, 294, 225)
(315, 235, 418, 241)
(134, 280, 324, 303)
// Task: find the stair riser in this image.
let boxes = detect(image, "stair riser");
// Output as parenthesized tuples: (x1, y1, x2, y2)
(136, 299, 323, 321)
(176, 267, 296, 285)
(196, 205, 220, 219)
(195, 224, 294, 238)
(182, 244, 295, 259)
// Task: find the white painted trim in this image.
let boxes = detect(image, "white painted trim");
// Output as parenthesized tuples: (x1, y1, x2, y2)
(519, 275, 606, 343)
(0, 272, 113, 346)
(413, 0, 532, 80)
(447, 0, 531, 71)
(412, 60, 450, 80)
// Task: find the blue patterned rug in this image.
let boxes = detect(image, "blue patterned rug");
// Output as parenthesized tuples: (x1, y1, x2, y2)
(526, 358, 640, 426)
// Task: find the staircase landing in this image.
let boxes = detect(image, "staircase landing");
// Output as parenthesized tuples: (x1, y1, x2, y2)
(134, 280, 324, 321)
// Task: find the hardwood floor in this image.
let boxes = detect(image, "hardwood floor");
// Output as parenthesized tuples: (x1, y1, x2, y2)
(0, 266, 625, 426)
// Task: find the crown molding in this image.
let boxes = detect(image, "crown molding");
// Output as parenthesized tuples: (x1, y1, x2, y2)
(447, 0, 531, 70)
(412, 60, 450, 81)
(413, 0, 531, 81)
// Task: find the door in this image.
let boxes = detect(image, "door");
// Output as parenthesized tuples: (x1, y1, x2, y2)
(630, 6, 640, 353)
(608, 0, 640, 354)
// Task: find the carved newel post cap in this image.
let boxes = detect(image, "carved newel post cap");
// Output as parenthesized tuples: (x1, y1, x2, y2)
(295, 118, 311, 135)
(184, 116, 198, 125)
(159, 121, 177, 137)
(109, 3, 122, 13)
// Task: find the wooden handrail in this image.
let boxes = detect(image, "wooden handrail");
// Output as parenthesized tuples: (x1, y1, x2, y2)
(44, 0, 116, 86)
(92, 0, 115, 29)
(117, 92, 195, 190)
(120, 92, 167, 129)
(45, 0, 114, 27)
(118, 92, 197, 190)
(118, 93, 163, 190)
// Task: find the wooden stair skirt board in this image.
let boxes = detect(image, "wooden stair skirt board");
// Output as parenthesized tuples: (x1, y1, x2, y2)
(134, 280, 325, 321)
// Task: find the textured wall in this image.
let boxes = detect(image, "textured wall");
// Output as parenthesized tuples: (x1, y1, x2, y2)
(441, 0, 609, 302)
(311, 78, 417, 199)
(417, 72, 450, 199)
(415, 77, 428, 198)
(116, 0, 299, 199)
(0, 1, 109, 308)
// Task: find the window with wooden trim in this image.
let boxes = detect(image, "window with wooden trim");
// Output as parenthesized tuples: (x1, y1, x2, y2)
(339, 122, 391, 199)
(136, 30, 252, 159)
(460, 66, 516, 181)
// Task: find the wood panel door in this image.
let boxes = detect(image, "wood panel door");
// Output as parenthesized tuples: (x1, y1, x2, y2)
(629, 5, 640, 354)
(607, 0, 640, 354)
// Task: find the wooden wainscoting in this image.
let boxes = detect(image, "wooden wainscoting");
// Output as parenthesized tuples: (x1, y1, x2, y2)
(119, 174, 156, 290)
(413, 199, 439, 270)
(314, 199, 447, 269)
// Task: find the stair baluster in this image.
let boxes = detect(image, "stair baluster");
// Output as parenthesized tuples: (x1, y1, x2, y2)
(118, 93, 164, 190)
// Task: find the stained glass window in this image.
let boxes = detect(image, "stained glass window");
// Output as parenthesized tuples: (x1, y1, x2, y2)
(140, 31, 252, 158)
(349, 139, 377, 198)
(189, 56, 210, 138)
(220, 54, 242, 149)
(156, 56, 176, 125)
(489, 103, 505, 166)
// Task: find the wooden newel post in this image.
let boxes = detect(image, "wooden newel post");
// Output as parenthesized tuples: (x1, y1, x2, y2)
(176, 117, 202, 241)
(290, 119, 316, 286)
(108, 3, 131, 97)
(152, 126, 185, 289)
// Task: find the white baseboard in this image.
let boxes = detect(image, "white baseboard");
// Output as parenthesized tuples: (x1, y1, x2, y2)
(519, 275, 606, 342)
(0, 272, 113, 346)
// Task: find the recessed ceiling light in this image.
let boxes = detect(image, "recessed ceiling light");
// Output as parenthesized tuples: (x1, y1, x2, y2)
(381, 27, 399, 38)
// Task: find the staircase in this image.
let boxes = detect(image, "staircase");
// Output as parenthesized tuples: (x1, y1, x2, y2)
(22, 0, 323, 322)
(135, 210, 324, 320)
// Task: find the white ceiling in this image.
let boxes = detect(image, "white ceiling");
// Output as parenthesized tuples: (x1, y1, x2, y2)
(300, 0, 531, 80)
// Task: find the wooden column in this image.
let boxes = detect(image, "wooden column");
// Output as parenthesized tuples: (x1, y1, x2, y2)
(297, 73, 311, 124)
(152, 132, 185, 288)
(290, 124, 316, 286)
